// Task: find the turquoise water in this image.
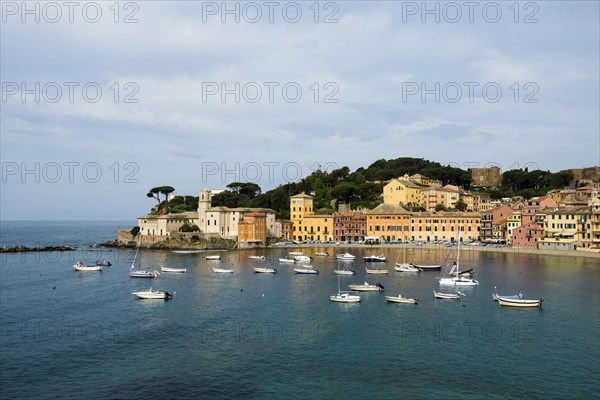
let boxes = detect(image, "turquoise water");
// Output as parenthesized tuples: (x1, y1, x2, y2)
(1, 221, 599, 399)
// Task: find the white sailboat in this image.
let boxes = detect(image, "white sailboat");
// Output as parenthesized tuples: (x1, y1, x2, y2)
(161, 266, 187, 273)
(330, 274, 360, 303)
(439, 228, 478, 286)
(348, 282, 385, 292)
(130, 245, 159, 278)
(394, 244, 422, 272)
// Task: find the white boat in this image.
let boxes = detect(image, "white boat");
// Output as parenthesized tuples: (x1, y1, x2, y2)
(73, 260, 102, 271)
(129, 246, 158, 278)
(434, 290, 461, 299)
(394, 263, 421, 272)
(330, 292, 361, 303)
(415, 264, 442, 271)
(497, 295, 543, 308)
(363, 255, 387, 262)
(212, 267, 234, 273)
(254, 266, 278, 274)
(293, 266, 319, 274)
(492, 287, 523, 301)
(330, 274, 360, 303)
(172, 250, 203, 254)
(348, 282, 384, 292)
(288, 251, 303, 256)
(206, 255, 221, 260)
(249, 255, 266, 260)
(337, 253, 355, 261)
(161, 266, 187, 273)
(365, 266, 389, 274)
(316, 252, 329, 256)
(333, 268, 356, 275)
(385, 294, 418, 304)
(278, 258, 295, 264)
(439, 228, 479, 286)
(132, 288, 173, 300)
(294, 255, 312, 262)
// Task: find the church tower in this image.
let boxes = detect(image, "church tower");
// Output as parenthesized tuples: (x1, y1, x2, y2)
(198, 189, 212, 217)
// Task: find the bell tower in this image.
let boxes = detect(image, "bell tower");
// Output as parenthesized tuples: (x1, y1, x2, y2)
(198, 189, 212, 216)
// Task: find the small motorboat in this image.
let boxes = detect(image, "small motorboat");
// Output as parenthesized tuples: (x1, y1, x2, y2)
(365, 266, 389, 274)
(294, 255, 312, 262)
(416, 264, 442, 271)
(249, 255, 266, 260)
(363, 255, 387, 262)
(132, 288, 173, 300)
(293, 266, 319, 274)
(497, 295, 543, 308)
(385, 294, 418, 304)
(278, 258, 295, 264)
(434, 290, 461, 299)
(288, 251, 303, 256)
(206, 255, 221, 260)
(493, 290, 523, 301)
(337, 253, 356, 261)
(95, 260, 112, 266)
(161, 266, 187, 273)
(348, 282, 384, 292)
(212, 267, 234, 273)
(333, 269, 356, 275)
(253, 267, 278, 274)
(316, 252, 329, 256)
(330, 292, 361, 303)
(73, 260, 102, 271)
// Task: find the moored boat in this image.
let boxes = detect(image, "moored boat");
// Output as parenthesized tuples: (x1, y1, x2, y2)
(337, 253, 356, 261)
(212, 267, 234, 273)
(206, 255, 221, 260)
(161, 266, 187, 273)
(348, 282, 384, 292)
(249, 255, 266, 260)
(434, 290, 461, 299)
(253, 266, 278, 274)
(333, 268, 356, 275)
(278, 258, 295, 263)
(293, 266, 319, 274)
(73, 260, 102, 271)
(394, 263, 421, 272)
(497, 296, 543, 308)
(363, 255, 387, 262)
(132, 288, 173, 300)
(294, 255, 312, 262)
(330, 292, 361, 303)
(385, 294, 418, 304)
(365, 266, 389, 274)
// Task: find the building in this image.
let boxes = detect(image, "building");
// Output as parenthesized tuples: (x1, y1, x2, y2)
(539, 206, 593, 250)
(460, 191, 479, 212)
(419, 185, 460, 212)
(590, 197, 600, 249)
(506, 211, 522, 245)
(137, 189, 276, 243)
(333, 211, 367, 243)
(238, 212, 267, 245)
(471, 166, 502, 188)
(478, 196, 501, 212)
(512, 222, 545, 247)
(382, 177, 423, 206)
(275, 220, 294, 241)
(480, 205, 514, 243)
(290, 192, 333, 241)
(521, 196, 558, 226)
(365, 203, 412, 242)
(409, 212, 480, 242)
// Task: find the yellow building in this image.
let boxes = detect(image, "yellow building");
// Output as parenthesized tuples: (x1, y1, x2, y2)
(382, 177, 422, 206)
(591, 197, 600, 249)
(419, 185, 460, 211)
(290, 192, 333, 241)
(506, 211, 522, 245)
(539, 206, 593, 250)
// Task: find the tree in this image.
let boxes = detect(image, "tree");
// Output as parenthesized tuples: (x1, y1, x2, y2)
(435, 203, 447, 212)
(455, 199, 467, 211)
(147, 186, 176, 205)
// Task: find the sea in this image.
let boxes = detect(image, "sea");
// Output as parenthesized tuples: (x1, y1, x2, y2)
(1, 221, 599, 399)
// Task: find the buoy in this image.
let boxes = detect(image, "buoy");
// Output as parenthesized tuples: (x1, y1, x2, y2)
(53, 286, 56, 290)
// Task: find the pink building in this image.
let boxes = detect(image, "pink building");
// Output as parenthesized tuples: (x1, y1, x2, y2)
(522, 196, 558, 225)
(512, 222, 545, 247)
(480, 205, 514, 243)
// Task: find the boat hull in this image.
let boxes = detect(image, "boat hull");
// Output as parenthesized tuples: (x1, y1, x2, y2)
(497, 297, 543, 308)
(349, 285, 384, 292)
(439, 278, 479, 286)
(330, 293, 361, 303)
(294, 268, 318, 274)
(206, 256, 221, 260)
(394, 264, 421, 272)
(161, 267, 186, 273)
(365, 269, 389, 274)
(212, 268, 234, 273)
(130, 271, 158, 278)
(333, 270, 356, 275)
(434, 291, 460, 299)
(74, 265, 102, 271)
(385, 296, 418, 304)
(417, 264, 442, 271)
(253, 268, 277, 274)
(132, 290, 172, 299)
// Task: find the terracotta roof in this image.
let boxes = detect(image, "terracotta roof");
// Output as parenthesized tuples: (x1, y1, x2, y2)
(367, 203, 410, 214)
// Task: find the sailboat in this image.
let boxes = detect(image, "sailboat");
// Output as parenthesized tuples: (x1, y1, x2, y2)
(333, 260, 356, 275)
(394, 244, 422, 272)
(130, 244, 159, 278)
(439, 228, 478, 286)
(330, 274, 361, 303)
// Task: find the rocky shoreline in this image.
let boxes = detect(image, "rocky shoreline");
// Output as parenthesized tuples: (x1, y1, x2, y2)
(1, 245, 76, 253)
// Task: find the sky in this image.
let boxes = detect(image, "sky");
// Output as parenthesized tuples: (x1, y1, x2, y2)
(1, 1, 599, 220)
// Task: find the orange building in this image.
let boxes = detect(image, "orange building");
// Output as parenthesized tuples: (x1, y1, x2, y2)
(365, 203, 412, 242)
(410, 212, 480, 242)
(238, 212, 267, 245)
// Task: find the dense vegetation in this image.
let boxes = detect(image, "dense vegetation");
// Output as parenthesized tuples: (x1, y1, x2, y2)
(145, 158, 578, 218)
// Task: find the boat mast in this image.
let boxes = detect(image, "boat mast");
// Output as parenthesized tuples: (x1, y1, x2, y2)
(457, 225, 461, 271)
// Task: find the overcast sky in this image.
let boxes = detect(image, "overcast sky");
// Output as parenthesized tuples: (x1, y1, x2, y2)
(1, 1, 599, 220)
